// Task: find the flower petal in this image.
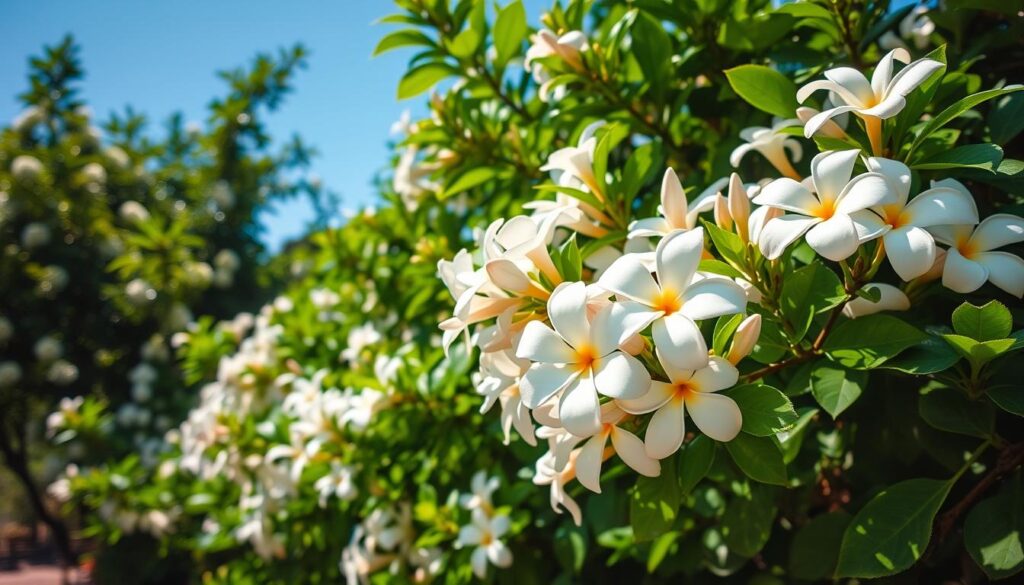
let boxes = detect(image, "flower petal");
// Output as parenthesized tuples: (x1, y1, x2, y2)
(811, 149, 860, 204)
(644, 400, 686, 459)
(598, 254, 660, 305)
(595, 301, 661, 355)
(752, 178, 819, 214)
(661, 168, 688, 228)
(885, 58, 943, 98)
(836, 172, 894, 214)
(689, 356, 739, 393)
(758, 215, 819, 260)
(652, 314, 709, 372)
(616, 380, 675, 415)
(806, 215, 860, 261)
(519, 363, 577, 409)
(850, 210, 890, 242)
(559, 375, 603, 437)
(686, 393, 742, 442)
(593, 351, 651, 400)
(656, 227, 704, 299)
(884, 226, 937, 281)
(803, 106, 860, 138)
(904, 187, 979, 228)
(547, 281, 591, 349)
(942, 248, 988, 294)
(611, 426, 662, 474)
(975, 251, 1024, 298)
(842, 283, 910, 318)
(471, 545, 489, 578)
(488, 540, 513, 568)
(969, 214, 1024, 253)
(865, 157, 911, 205)
(824, 67, 874, 106)
(517, 321, 576, 363)
(679, 277, 747, 321)
(574, 432, 608, 493)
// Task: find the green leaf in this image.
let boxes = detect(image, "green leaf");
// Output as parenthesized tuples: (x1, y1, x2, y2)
(789, 511, 851, 581)
(918, 387, 995, 439)
(989, 385, 1024, 416)
(750, 318, 789, 364)
(397, 63, 454, 99)
(722, 484, 777, 557)
(678, 435, 715, 495)
(913, 143, 1003, 172)
(440, 166, 496, 198)
(823, 314, 927, 369)
(810, 362, 866, 418)
(703, 220, 746, 269)
(558, 234, 582, 282)
(373, 29, 434, 56)
(724, 384, 797, 437)
(699, 258, 743, 279)
(780, 262, 844, 340)
(631, 13, 672, 99)
(591, 123, 630, 196)
(965, 471, 1024, 580)
(952, 301, 1013, 341)
(836, 478, 953, 578)
(879, 329, 960, 374)
(725, 64, 799, 118)
(448, 28, 482, 59)
(907, 85, 1024, 159)
(725, 434, 787, 486)
(493, 1, 526, 65)
(712, 313, 745, 356)
(943, 334, 1016, 370)
(631, 455, 680, 542)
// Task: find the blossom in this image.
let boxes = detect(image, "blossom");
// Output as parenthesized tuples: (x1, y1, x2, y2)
(456, 509, 513, 579)
(930, 214, 1024, 297)
(617, 352, 741, 459)
(726, 314, 761, 364)
(314, 462, 358, 507)
(797, 49, 942, 148)
(754, 149, 893, 261)
(540, 121, 604, 199)
(11, 155, 43, 181)
(851, 160, 979, 280)
(842, 283, 910, 318)
(46, 360, 79, 386)
(21, 222, 51, 249)
(341, 323, 382, 363)
(524, 29, 588, 101)
(516, 282, 651, 436)
(34, 335, 63, 362)
(119, 200, 151, 223)
(532, 447, 582, 525)
(628, 169, 727, 239)
(599, 228, 747, 371)
(477, 350, 536, 445)
(730, 119, 803, 179)
(880, 5, 935, 51)
(459, 471, 500, 514)
(574, 403, 660, 492)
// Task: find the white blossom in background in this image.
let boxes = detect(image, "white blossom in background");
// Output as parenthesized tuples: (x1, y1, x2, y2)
(731, 118, 803, 179)
(460, 471, 500, 514)
(0, 361, 22, 388)
(930, 214, 1024, 297)
(12, 105, 43, 132)
(314, 462, 357, 507)
(754, 149, 893, 261)
(21, 222, 51, 249)
(524, 28, 588, 102)
(11, 155, 43, 181)
(119, 200, 151, 224)
(125, 278, 156, 306)
(46, 360, 79, 386)
(34, 335, 63, 362)
(340, 323, 382, 363)
(456, 509, 513, 579)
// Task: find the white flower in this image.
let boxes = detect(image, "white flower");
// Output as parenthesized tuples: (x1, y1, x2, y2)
(11, 155, 43, 181)
(516, 282, 651, 437)
(540, 121, 604, 198)
(119, 200, 151, 224)
(754, 149, 894, 261)
(125, 278, 156, 306)
(314, 462, 358, 507)
(389, 109, 412, 136)
(797, 49, 942, 140)
(46, 360, 79, 386)
(456, 509, 513, 579)
(184, 261, 214, 288)
(842, 283, 911, 318)
(574, 403, 660, 492)
(599, 228, 747, 371)
(930, 214, 1024, 297)
(532, 448, 582, 525)
(81, 162, 107, 187)
(310, 287, 340, 309)
(34, 335, 63, 362)
(21, 222, 51, 249)
(851, 160, 979, 281)
(0, 361, 23, 388)
(524, 29, 588, 101)
(104, 146, 131, 169)
(12, 106, 43, 132)
(726, 314, 761, 365)
(730, 119, 803, 179)
(340, 323, 382, 363)
(618, 352, 741, 458)
(214, 249, 241, 272)
(460, 471, 500, 514)
(895, 5, 935, 50)
(628, 169, 727, 239)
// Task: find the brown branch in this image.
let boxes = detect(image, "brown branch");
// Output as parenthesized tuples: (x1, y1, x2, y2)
(935, 441, 1024, 543)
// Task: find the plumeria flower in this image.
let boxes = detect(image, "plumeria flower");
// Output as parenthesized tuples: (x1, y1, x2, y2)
(628, 169, 727, 239)
(713, 174, 782, 245)
(314, 462, 357, 507)
(540, 121, 606, 200)
(881, 5, 935, 51)
(525, 29, 588, 102)
(516, 282, 651, 437)
(930, 214, 1024, 297)
(617, 352, 741, 459)
(477, 350, 536, 445)
(456, 509, 513, 579)
(574, 403, 660, 492)
(842, 283, 911, 319)
(754, 149, 893, 261)
(459, 471, 500, 514)
(726, 314, 761, 365)
(533, 449, 582, 525)
(851, 160, 979, 281)
(599, 228, 747, 371)
(796, 106, 847, 140)
(730, 118, 803, 179)
(797, 49, 943, 153)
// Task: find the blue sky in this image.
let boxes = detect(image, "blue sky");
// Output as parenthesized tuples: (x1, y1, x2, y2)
(0, 0, 543, 250)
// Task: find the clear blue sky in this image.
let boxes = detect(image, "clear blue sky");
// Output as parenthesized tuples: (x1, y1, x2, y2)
(0, 0, 544, 250)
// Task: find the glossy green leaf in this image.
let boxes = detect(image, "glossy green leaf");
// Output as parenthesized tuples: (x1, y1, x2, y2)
(918, 387, 995, 439)
(631, 455, 680, 542)
(965, 471, 1024, 580)
(780, 261, 844, 340)
(725, 64, 799, 118)
(823, 314, 927, 369)
(810, 362, 866, 418)
(724, 384, 797, 437)
(493, 1, 527, 65)
(725, 433, 787, 486)
(952, 300, 1013, 341)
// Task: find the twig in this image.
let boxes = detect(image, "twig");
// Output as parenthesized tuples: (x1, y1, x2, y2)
(935, 441, 1024, 543)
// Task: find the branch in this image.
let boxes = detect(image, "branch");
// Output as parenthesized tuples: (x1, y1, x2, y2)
(935, 441, 1024, 543)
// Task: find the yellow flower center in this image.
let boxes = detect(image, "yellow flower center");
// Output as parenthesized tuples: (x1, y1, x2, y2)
(811, 198, 836, 220)
(574, 344, 599, 373)
(652, 288, 682, 315)
(881, 205, 907, 229)
(957, 237, 978, 259)
(673, 382, 697, 401)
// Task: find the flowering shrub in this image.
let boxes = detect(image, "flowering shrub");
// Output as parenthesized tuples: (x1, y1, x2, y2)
(52, 1, 1024, 584)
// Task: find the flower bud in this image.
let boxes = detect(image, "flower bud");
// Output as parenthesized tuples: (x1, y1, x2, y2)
(728, 174, 751, 242)
(713, 194, 732, 231)
(727, 314, 761, 364)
